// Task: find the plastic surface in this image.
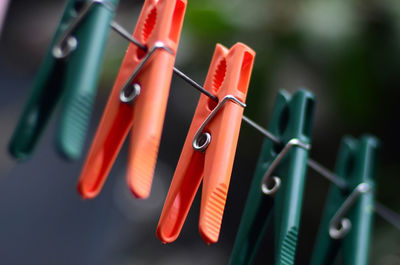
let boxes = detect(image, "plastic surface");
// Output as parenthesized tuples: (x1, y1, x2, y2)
(78, 0, 187, 199)
(310, 135, 380, 265)
(310, 138, 353, 265)
(157, 43, 255, 244)
(343, 136, 380, 265)
(57, 0, 118, 160)
(8, 0, 118, 160)
(228, 90, 315, 265)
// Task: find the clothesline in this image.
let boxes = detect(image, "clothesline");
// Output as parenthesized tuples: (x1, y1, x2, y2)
(109, 19, 400, 232)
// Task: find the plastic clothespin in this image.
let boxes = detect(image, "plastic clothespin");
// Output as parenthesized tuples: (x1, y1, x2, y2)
(78, 0, 187, 199)
(157, 43, 255, 244)
(310, 135, 380, 265)
(9, 0, 118, 160)
(228, 89, 315, 265)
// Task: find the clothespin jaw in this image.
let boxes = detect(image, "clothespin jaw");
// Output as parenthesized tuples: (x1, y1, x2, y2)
(229, 89, 315, 265)
(310, 135, 380, 265)
(157, 43, 255, 244)
(78, 0, 187, 199)
(9, 0, 118, 160)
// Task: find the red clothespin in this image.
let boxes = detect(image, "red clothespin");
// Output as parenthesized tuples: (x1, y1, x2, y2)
(77, 0, 187, 199)
(157, 43, 255, 244)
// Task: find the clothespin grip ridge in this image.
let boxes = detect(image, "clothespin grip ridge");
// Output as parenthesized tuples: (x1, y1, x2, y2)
(157, 43, 255, 244)
(78, 0, 187, 199)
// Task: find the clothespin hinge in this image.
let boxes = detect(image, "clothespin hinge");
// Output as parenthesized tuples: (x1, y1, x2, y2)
(329, 182, 373, 239)
(53, 0, 117, 59)
(192, 95, 246, 152)
(120, 41, 174, 104)
(261, 138, 311, 195)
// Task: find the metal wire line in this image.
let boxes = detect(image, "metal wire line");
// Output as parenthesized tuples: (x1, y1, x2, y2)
(110, 20, 343, 187)
(110, 20, 400, 230)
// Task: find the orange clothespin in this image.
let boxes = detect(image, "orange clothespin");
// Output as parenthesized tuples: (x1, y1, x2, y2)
(157, 43, 255, 244)
(77, 0, 187, 199)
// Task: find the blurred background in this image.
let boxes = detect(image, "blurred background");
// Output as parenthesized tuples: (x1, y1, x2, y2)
(1, 0, 400, 264)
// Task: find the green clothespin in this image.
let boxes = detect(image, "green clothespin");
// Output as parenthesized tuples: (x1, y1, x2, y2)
(9, 0, 118, 160)
(229, 89, 315, 265)
(310, 135, 380, 265)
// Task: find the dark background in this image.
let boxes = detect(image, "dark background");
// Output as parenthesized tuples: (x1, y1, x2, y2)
(1, 0, 399, 264)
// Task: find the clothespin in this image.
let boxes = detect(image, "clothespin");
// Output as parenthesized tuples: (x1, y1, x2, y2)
(157, 43, 255, 244)
(9, 0, 119, 160)
(78, 0, 187, 199)
(228, 90, 315, 265)
(310, 135, 380, 265)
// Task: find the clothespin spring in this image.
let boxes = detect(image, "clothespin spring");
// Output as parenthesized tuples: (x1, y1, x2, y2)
(329, 182, 372, 239)
(120, 42, 174, 104)
(53, 0, 116, 59)
(261, 138, 311, 195)
(110, 19, 219, 102)
(192, 95, 246, 152)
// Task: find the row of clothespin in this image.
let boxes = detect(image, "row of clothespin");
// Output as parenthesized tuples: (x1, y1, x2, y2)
(229, 92, 380, 264)
(9, 0, 255, 244)
(5, 0, 392, 264)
